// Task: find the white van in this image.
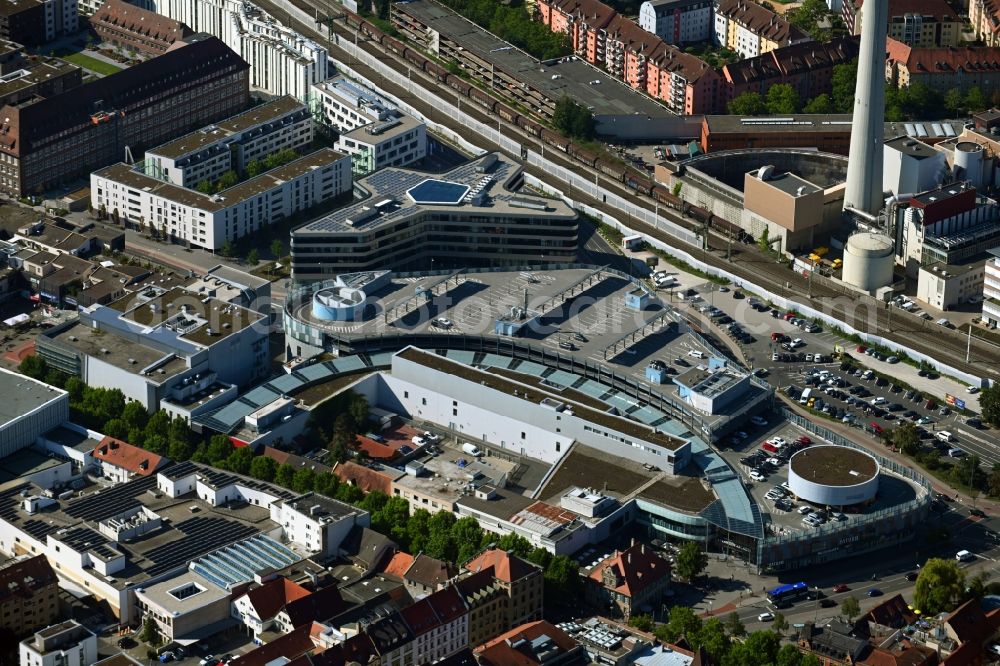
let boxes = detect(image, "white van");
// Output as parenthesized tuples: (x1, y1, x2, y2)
(936, 431, 954, 443)
(462, 443, 483, 457)
(688, 350, 705, 359)
(957, 550, 975, 562)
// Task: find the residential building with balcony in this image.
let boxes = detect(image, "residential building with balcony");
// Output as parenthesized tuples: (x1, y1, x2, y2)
(638, 0, 712, 45)
(19, 621, 96, 666)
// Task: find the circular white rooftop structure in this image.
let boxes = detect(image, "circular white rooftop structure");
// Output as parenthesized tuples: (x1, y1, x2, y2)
(788, 445, 879, 506)
(312, 286, 366, 321)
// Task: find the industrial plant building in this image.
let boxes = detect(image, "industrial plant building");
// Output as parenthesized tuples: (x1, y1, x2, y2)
(289, 153, 578, 280)
(0, 33, 250, 197)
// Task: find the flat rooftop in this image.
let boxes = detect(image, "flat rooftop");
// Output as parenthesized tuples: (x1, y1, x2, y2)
(0, 463, 296, 588)
(395, 0, 671, 119)
(752, 170, 821, 196)
(148, 96, 305, 160)
(295, 152, 574, 236)
(341, 112, 423, 143)
(0, 57, 78, 99)
(39, 425, 101, 453)
(135, 569, 228, 613)
(886, 135, 938, 159)
(0, 367, 65, 427)
(94, 148, 347, 213)
(399, 347, 689, 451)
(789, 445, 878, 486)
(704, 115, 963, 140)
(0, 449, 65, 484)
(46, 321, 189, 381)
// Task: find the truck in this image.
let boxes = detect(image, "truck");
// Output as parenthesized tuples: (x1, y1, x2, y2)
(462, 443, 483, 457)
(798, 388, 813, 405)
(622, 234, 644, 251)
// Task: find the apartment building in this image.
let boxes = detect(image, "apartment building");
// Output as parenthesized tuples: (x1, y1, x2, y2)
(19, 621, 97, 666)
(586, 541, 671, 619)
(638, 0, 712, 45)
(91, 148, 351, 251)
(966, 0, 1000, 47)
(720, 35, 858, 106)
(0, 34, 250, 197)
(312, 77, 428, 174)
(714, 0, 810, 59)
(143, 96, 313, 188)
(885, 38, 1000, 93)
(149, 0, 326, 100)
(89, 0, 192, 55)
(0, 43, 81, 108)
(0, 0, 76, 46)
(0, 555, 60, 637)
(982, 248, 1000, 328)
(849, 0, 961, 47)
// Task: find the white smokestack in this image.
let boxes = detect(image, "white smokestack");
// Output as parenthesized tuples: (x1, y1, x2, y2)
(843, 0, 889, 216)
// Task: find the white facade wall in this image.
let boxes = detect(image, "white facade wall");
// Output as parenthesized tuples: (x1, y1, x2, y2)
(734, 23, 760, 58)
(410, 616, 468, 665)
(639, 1, 712, 44)
(150, 0, 327, 100)
(713, 11, 729, 47)
(380, 356, 692, 472)
(231, 593, 269, 637)
(336, 123, 427, 172)
(917, 264, 986, 310)
(278, 501, 366, 558)
(19, 625, 96, 666)
(0, 372, 69, 457)
(311, 81, 393, 132)
(983, 256, 1000, 326)
(883, 146, 946, 196)
(91, 151, 351, 250)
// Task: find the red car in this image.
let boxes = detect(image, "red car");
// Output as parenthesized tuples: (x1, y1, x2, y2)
(762, 442, 778, 454)
(784, 313, 797, 321)
(796, 436, 812, 446)
(870, 422, 883, 435)
(856, 345, 867, 353)
(832, 584, 849, 593)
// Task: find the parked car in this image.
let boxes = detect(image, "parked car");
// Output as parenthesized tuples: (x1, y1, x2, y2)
(905, 572, 918, 582)
(868, 588, 883, 597)
(832, 584, 849, 593)
(757, 612, 775, 622)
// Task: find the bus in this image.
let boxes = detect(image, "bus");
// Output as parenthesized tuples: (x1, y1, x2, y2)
(767, 582, 809, 606)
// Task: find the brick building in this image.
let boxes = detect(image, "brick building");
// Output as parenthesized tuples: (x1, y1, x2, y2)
(885, 38, 1000, 93)
(0, 555, 59, 637)
(0, 0, 45, 47)
(0, 33, 249, 196)
(586, 541, 671, 620)
(90, 0, 192, 55)
(713, 0, 810, 60)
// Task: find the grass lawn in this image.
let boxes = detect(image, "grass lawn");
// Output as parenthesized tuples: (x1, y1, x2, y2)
(57, 52, 122, 76)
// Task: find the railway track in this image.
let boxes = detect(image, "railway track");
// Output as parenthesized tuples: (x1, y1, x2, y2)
(261, 0, 1000, 381)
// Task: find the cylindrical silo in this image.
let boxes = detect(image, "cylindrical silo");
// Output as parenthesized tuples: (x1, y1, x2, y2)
(954, 141, 985, 189)
(842, 232, 894, 293)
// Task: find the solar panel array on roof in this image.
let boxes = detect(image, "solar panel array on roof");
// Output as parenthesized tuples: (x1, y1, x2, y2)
(0, 484, 30, 523)
(63, 476, 158, 521)
(57, 526, 108, 552)
(144, 516, 257, 577)
(22, 518, 59, 541)
(268, 374, 304, 394)
(161, 460, 197, 480)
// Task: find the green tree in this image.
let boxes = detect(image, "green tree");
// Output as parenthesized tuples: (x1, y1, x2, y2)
(776, 643, 804, 666)
(217, 170, 238, 191)
(246, 159, 265, 178)
(551, 96, 595, 140)
(629, 614, 654, 632)
(727, 91, 767, 116)
(18, 355, 48, 380)
(291, 468, 316, 493)
(452, 517, 486, 564)
(274, 463, 295, 489)
(371, 496, 411, 549)
(226, 446, 254, 475)
(249, 455, 278, 481)
(246, 248, 259, 266)
(724, 610, 745, 637)
(981, 383, 1000, 428)
(967, 571, 990, 602)
(914, 558, 966, 614)
(891, 421, 921, 456)
(425, 511, 457, 561)
(675, 542, 708, 582)
(757, 226, 771, 253)
(693, 618, 730, 661)
(139, 615, 159, 645)
(205, 435, 233, 466)
(495, 533, 533, 557)
(841, 594, 861, 622)
(944, 88, 965, 116)
(723, 630, 780, 666)
(766, 84, 801, 115)
(831, 59, 858, 112)
(771, 612, 788, 635)
(195, 180, 213, 194)
(672, 182, 683, 197)
(802, 93, 832, 114)
(544, 555, 583, 604)
(658, 606, 702, 643)
(407, 508, 432, 554)
(220, 240, 235, 258)
(270, 239, 284, 262)
(966, 87, 987, 113)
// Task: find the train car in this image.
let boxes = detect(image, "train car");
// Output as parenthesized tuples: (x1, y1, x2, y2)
(540, 128, 570, 151)
(687, 204, 712, 224)
(709, 215, 742, 236)
(344, 11, 363, 29)
(567, 143, 598, 168)
(497, 103, 519, 124)
(404, 48, 428, 70)
(627, 173, 654, 196)
(595, 157, 627, 182)
(517, 115, 542, 137)
(359, 21, 381, 42)
(468, 86, 497, 113)
(424, 60, 449, 82)
(651, 185, 681, 210)
(445, 74, 472, 96)
(383, 35, 406, 56)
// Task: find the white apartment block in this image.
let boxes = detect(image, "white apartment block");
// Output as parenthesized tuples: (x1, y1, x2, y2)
(144, 96, 313, 188)
(312, 76, 398, 132)
(336, 115, 427, 175)
(91, 148, 351, 250)
(638, 0, 712, 44)
(312, 77, 428, 175)
(144, 0, 327, 100)
(43, 0, 79, 40)
(982, 249, 1000, 327)
(20, 621, 97, 666)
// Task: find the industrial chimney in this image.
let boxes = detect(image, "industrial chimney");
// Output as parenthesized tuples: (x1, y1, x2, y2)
(843, 0, 889, 217)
